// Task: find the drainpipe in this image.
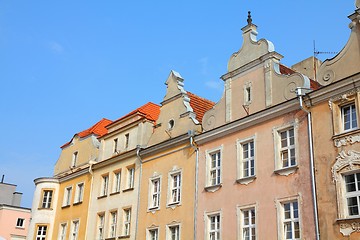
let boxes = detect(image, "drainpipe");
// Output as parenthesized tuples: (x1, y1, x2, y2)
(296, 88, 320, 240)
(135, 145, 143, 240)
(188, 131, 199, 240)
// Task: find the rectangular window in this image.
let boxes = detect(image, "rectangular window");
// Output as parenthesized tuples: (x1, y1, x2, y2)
(125, 133, 129, 149)
(242, 141, 255, 178)
(74, 183, 84, 204)
(241, 208, 256, 240)
(123, 208, 131, 236)
(36, 225, 47, 240)
(97, 214, 105, 240)
(127, 167, 135, 189)
(209, 151, 221, 186)
(101, 175, 109, 197)
(208, 214, 220, 240)
(113, 138, 118, 153)
(59, 223, 67, 240)
(110, 211, 117, 238)
(150, 178, 161, 209)
(72, 151, 78, 167)
(71, 220, 79, 240)
(169, 172, 181, 204)
(63, 186, 72, 206)
(148, 228, 159, 240)
(282, 201, 300, 240)
(16, 218, 25, 228)
(345, 172, 360, 216)
(280, 128, 296, 168)
(168, 225, 180, 240)
(342, 103, 358, 131)
(41, 190, 53, 208)
(113, 171, 121, 193)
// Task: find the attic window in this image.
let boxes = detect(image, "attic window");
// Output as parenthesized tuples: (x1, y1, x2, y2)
(168, 119, 175, 130)
(244, 82, 253, 105)
(72, 151, 78, 167)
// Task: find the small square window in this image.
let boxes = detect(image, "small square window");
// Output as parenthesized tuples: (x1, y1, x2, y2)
(16, 218, 25, 228)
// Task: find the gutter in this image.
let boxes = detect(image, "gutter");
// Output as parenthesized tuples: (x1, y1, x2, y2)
(296, 88, 320, 240)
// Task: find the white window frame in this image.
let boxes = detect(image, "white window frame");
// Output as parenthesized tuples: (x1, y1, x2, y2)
(36, 225, 47, 240)
(273, 122, 298, 175)
(236, 136, 256, 184)
(72, 151, 78, 168)
(243, 81, 253, 105)
(341, 102, 358, 132)
(276, 196, 301, 240)
(58, 222, 67, 240)
(112, 170, 121, 193)
(70, 220, 80, 240)
(63, 186, 72, 207)
(125, 133, 130, 149)
(113, 138, 118, 153)
(147, 227, 159, 240)
(205, 212, 221, 240)
(16, 218, 25, 228)
(166, 223, 181, 240)
(109, 211, 117, 238)
(41, 189, 53, 208)
(74, 182, 84, 204)
(168, 170, 182, 206)
(126, 166, 135, 189)
(100, 174, 109, 197)
(205, 146, 223, 191)
(343, 172, 360, 217)
(123, 208, 131, 236)
(97, 213, 105, 240)
(149, 177, 161, 210)
(237, 204, 256, 240)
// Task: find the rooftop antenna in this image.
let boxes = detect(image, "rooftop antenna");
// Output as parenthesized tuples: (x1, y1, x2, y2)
(313, 40, 338, 81)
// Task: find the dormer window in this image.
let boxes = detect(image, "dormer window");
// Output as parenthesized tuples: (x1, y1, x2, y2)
(72, 152, 78, 168)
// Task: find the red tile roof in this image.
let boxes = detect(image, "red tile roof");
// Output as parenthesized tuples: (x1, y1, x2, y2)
(107, 102, 160, 128)
(61, 118, 112, 149)
(279, 64, 320, 90)
(187, 92, 215, 123)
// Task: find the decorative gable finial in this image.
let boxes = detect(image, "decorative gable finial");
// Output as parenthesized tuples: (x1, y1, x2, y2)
(247, 11, 252, 25)
(356, 0, 359, 9)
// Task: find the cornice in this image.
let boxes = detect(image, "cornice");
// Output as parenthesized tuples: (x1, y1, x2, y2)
(58, 167, 90, 183)
(92, 149, 137, 170)
(0, 204, 31, 212)
(195, 98, 300, 144)
(34, 177, 59, 184)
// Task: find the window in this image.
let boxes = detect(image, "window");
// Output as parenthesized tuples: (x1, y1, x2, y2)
(208, 214, 220, 240)
(113, 171, 121, 193)
(41, 190, 53, 209)
(113, 138, 118, 153)
(74, 183, 84, 204)
(101, 175, 109, 197)
(209, 151, 221, 186)
(16, 218, 25, 228)
(36, 225, 47, 240)
(110, 211, 117, 238)
(71, 220, 79, 240)
(282, 201, 300, 240)
(280, 128, 296, 168)
(123, 208, 131, 236)
(169, 172, 181, 205)
(245, 87, 251, 103)
(344, 172, 360, 216)
(240, 140, 255, 179)
(59, 223, 67, 240)
(342, 103, 358, 131)
(240, 208, 256, 240)
(126, 167, 135, 189)
(97, 214, 105, 240)
(72, 151, 78, 167)
(125, 133, 129, 149)
(63, 186, 72, 207)
(167, 225, 180, 240)
(148, 228, 159, 240)
(149, 178, 161, 209)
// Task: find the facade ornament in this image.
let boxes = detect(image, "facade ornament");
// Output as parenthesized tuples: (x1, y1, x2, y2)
(332, 150, 360, 182)
(340, 222, 360, 236)
(247, 11, 252, 25)
(328, 88, 360, 111)
(334, 134, 360, 147)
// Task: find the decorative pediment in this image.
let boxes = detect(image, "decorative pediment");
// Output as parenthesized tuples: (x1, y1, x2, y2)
(332, 150, 360, 182)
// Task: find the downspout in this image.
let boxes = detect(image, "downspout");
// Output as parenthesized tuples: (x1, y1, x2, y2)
(296, 88, 320, 240)
(135, 145, 143, 240)
(189, 132, 199, 240)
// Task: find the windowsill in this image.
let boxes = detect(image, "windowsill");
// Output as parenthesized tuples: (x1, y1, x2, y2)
(122, 187, 134, 192)
(61, 205, 70, 209)
(236, 175, 256, 185)
(110, 191, 121, 196)
(97, 195, 107, 199)
(105, 237, 116, 240)
(274, 165, 298, 176)
(148, 206, 160, 213)
(15, 226, 25, 229)
(118, 235, 130, 239)
(204, 183, 222, 193)
(167, 202, 181, 209)
(333, 128, 360, 139)
(73, 201, 83, 206)
(37, 207, 53, 210)
(337, 216, 360, 222)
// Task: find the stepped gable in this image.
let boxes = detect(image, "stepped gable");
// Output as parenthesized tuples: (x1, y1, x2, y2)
(187, 91, 215, 123)
(61, 118, 112, 148)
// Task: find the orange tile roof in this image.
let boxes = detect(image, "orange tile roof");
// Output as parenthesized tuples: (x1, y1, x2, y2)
(279, 64, 320, 90)
(107, 102, 160, 128)
(61, 118, 112, 149)
(187, 92, 215, 123)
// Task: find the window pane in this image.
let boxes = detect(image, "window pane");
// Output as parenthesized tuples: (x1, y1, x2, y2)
(347, 197, 359, 215)
(345, 174, 357, 192)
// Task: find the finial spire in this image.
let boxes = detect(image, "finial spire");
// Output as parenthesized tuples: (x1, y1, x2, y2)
(247, 11, 252, 25)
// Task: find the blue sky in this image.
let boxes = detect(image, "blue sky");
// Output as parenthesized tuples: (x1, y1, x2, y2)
(0, 1, 356, 208)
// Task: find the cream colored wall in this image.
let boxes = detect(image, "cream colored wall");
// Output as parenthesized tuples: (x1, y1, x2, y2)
(196, 110, 316, 240)
(54, 135, 100, 175)
(137, 143, 196, 240)
(86, 156, 139, 240)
